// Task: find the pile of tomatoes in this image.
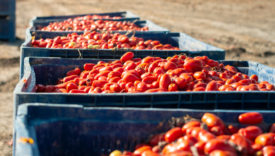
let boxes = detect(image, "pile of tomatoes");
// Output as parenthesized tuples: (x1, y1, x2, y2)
(69, 15, 122, 20)
(31, 31, 179, 50)
(109, 112, 275, 156)
(35, 52, 274, 93)
(40, 19, 149, 32)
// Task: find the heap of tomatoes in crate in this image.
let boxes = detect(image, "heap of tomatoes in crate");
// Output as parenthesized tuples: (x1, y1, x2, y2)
(110, 112, 275, 156)
(40, 19, 148, 32)
(31, 31, 178, 50)
(35, 52, 274, 93)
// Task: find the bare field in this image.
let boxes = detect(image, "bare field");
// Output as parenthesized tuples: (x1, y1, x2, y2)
(0, 0, 274, 155)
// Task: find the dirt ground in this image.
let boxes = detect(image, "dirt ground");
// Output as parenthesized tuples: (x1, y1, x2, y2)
(0, 0, 274, 155)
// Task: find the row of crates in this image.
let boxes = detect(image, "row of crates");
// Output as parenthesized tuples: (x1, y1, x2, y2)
(0, 0, 16, 41)
(14, 11, 275, 156)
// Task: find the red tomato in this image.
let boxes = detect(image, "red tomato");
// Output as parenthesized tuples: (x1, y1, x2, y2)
(262, 146, 275, 156)
(209, 150, 237, 156)
(165, 127, 183, 143)
(238, 126, 263, 141)
(204, 139, 236, 154)
(201, 113, 225, 130)
(184, 59, 203, 72)
(255, 133, 275, 146)
(159, 74, 171, 90)
(133, 146, 152, 155)
(238, 112, 263, 125)
(120, 52, 134, 62)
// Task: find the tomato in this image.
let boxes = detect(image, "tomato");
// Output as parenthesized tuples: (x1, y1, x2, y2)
(201, 113, 225, 130)
(205, 81, 219, 91)
(238, 126, 263, 141)
(238, 112, 263, 125)
(66, 82, 78, 91)
(204, 139, 236, 154)
(255, 133, 275, 146)
(209, 150, 237, 156)
(184, 59, 203, 72)
(83, 63, 95, 71)
(165, 127, 183, 143)
(122, 73, 140, 83)
(159, 74, 171, 90)
(182, 121, 201, 134)
(230, 134, 252, 154)
(168, 83, 178, 91)
(120, 52, 134, 62)
(262, 146, 275, 156)
(193, 71, 207, 80)
(133, 145, 152, 155)
(66, 67, 81, 76)
(141, 150, 160, 156)
(198, 129, 216, 142)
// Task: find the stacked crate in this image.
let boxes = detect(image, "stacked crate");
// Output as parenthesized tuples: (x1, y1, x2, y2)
(0, 0, 15, 41)
(14, 11, 275, 156)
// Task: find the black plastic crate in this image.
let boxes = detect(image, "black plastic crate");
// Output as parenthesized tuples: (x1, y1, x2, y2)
(14, 104, 275, 156)
(28, 20, 169, 35)
(20, 31, 224, 78)
(14, 57, 275, 116)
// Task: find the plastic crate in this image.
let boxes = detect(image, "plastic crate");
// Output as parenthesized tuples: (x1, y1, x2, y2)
(14, 103, 275, 156)
(14, 57, 275, 116)
(28, 20, 169, 35)
(0, 0, 16, 41)
(31, 11, 140, 23)
(0, 0, 15, 14)
(20, 31, 224, 78)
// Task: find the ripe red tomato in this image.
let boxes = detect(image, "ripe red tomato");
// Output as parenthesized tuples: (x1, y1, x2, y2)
(201, 113, 225, 130)
(165, 127, 183, 143)
(184, 59, 203, 72)
(238, 126, 263, 141)
(204, 139, 236, 154)
(238, 112, 263, 125)
(120, 52, 134, 63)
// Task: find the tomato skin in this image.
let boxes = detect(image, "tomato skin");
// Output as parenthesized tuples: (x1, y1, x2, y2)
(238, 112, 263, 125)
(262, 146, 275, 156)
(204, 139, 236, 154)
(270, 123, 275, 133)
(255, 133, 275, 146)
(198, 129, 216, 142)
(159, 74, 171, 90)
(201, 113, 225, 130)
(238, 126, 263, 141)
(120, 52, 134, 62)
(165, 127, 183, 143)
(209, 150, 237, 156)
(230, 134, 252, 154)
(182, 121, 201, 134)
(66, 82, 78, 91)
(133, 145, 151, 155)
(66, 67, 81, 76)
(83, 63, 95, 70)
(141, 150, 160, 156)
(184, 59, 203, 72)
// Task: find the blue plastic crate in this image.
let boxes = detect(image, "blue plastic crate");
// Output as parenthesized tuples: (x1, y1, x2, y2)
(14, 57, 275, 116)
(14, 104, 275, 156)
(0, 0, 15, 14)
(0, 0, 16, 41)
(20, 31, 224, 78)
(31, 11, 140, 23)
(28, 20, 169, 35)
